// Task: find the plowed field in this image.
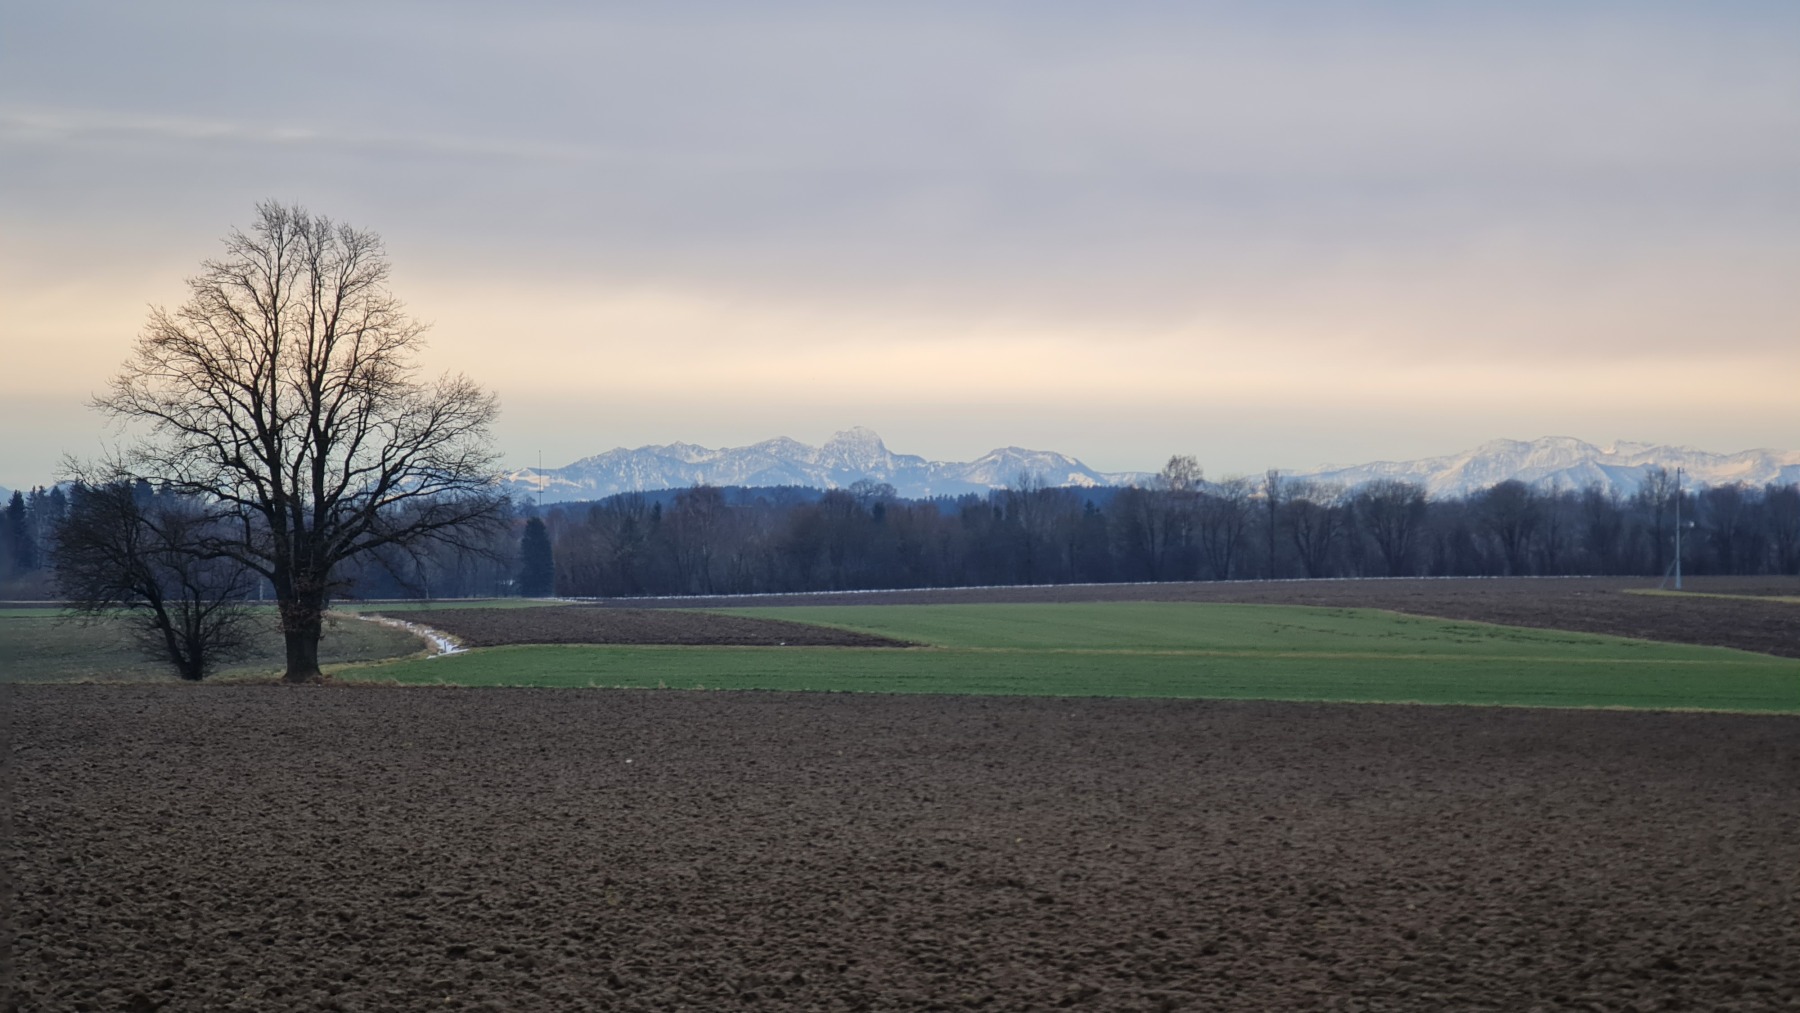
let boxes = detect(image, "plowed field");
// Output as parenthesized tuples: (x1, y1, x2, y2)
(596, 576, 1800, 659)
(9, 685, 1800, 1011)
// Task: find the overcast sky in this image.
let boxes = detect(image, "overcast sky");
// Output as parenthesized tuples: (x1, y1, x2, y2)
(3, 1, 1797, 487)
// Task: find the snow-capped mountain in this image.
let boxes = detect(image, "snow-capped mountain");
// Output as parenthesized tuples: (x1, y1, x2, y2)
(1299, 438, 1800, 499)
(505, 427, 1145, 503)
(505, 431, 1800, 504)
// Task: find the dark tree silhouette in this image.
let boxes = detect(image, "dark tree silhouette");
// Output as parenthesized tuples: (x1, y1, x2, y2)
(1286, 482, 1346, 579)
(95, 201, 504, 682)
(1637, 467, 1677, 576)
(1196, 477, 1253, 580)
(1768, 484, 1800, 575)
(1355, 479, 1427, 577)
(1262, 469, 1284, 578)
(4, 490, 29, 572)
(1477, 480, 1540, 576)
(53, 479, 257, 680)
(519, 516, 555, 596)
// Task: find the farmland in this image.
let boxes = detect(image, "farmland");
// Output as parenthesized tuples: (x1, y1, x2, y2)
(0, 607, 423, 683)
(354, 599, 1800, 713)
(9, 577, 1795, 712)
(8, 576, 1800, 1010)
(11, 684, 1800, 1010)
(598, 574, 1800, 659)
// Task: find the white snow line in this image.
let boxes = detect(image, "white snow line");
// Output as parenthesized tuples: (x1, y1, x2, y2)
(560, 573, 1603, 605)
(356, 613, 465, 657)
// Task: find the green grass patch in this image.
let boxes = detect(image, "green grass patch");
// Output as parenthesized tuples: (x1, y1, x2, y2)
(349, 602, 1800, 712)
(0, 611, 426, 682)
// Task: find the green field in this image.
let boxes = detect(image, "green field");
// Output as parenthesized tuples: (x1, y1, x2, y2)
(350, 602, 1800, 712)
(0, 598, 566, 682)
(0, 610, 425, 682)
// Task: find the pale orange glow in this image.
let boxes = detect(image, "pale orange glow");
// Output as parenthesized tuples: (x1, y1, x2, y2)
(8, 263, 1796, 481)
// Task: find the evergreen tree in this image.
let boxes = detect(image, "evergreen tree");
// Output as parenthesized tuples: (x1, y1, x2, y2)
(5, 490, 28, 571)
(519, 517, 555, 596)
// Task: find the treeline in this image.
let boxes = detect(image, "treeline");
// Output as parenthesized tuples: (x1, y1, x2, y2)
(495, 465, 1799, 598)
(13, 467, 1799, 602)
(0, 486, 68, 597)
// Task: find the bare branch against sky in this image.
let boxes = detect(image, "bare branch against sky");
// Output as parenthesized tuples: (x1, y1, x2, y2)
(3, 1, 1797, 485)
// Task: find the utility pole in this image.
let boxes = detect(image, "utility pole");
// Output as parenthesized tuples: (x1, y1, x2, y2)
(1673, 466, 1683, 591)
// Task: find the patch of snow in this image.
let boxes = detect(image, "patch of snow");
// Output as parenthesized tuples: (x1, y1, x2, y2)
(357, 614, 465, 657)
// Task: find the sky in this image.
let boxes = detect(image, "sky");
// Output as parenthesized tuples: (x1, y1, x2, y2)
(3, 1, 1797, 489)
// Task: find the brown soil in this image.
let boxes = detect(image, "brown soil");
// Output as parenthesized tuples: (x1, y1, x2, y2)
(9, 685, 1800, 1011)
(377, 608, 910, 649)
(606, 576, 1800, 659)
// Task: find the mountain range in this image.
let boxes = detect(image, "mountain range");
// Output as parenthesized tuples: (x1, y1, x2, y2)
(506, 427, 1147, 503)
(503, 430, 1800, 504)
(1304, 437, 1800, 500)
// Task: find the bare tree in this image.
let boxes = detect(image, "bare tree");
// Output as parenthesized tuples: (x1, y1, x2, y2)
(669, 485, 730, 593)
(1580, 484, 1626, 574)
(1005, 471, 1079, 584)
(1262, 469, 1284, 578)
(1196, 477, 1253, 580)
(1157, 455, 1202, 579)
(1159, 455, 1202, 494)
(53, 478, 258, 680)
(1477, 480, 1540, 576)
(1637, 467, 1676, 576)
(1701, 484, 1755, 574)
(1768, 483, 1800, 575)
(1285, 481, 1347, 578)
(1115, 485, 1172, 581)
(96, 202, 504, 682)
(1355, 479, 1428, 577)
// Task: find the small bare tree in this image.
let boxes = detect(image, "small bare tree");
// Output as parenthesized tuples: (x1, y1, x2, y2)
(96, 202, 505, 682)
(53, 479, 258, 680)
(1262, 469, 1285, 578)
(1286, 481, 1347, 578)
(1637, 467, 1677, 576)
(1196, 476, 1253, 580)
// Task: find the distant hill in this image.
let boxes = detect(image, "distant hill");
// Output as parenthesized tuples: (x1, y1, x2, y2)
(502, 430, 1800, 504)
(1297, 437, 1800, 499)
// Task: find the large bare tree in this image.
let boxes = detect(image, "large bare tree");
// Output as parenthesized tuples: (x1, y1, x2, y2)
(97, 201, 504, 682)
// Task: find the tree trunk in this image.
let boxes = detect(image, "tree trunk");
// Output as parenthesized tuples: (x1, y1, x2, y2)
(283, 625, 323, 683)
(280, 594, 326, 683)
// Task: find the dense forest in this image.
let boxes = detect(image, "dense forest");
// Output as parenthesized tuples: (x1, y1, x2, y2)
(361, 462, 1798, 598)
(0, 486, 66, 598)
(7, 464, 1797, 601)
